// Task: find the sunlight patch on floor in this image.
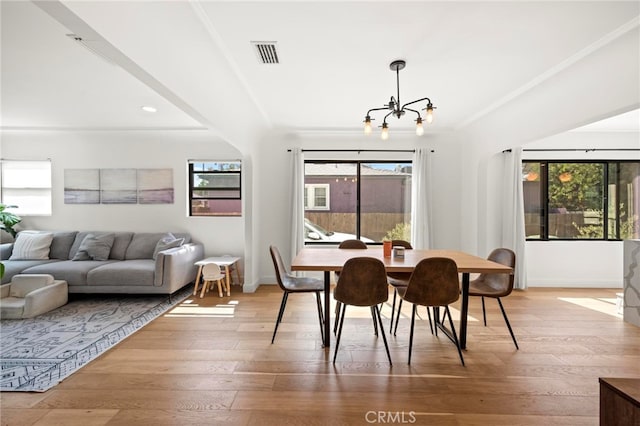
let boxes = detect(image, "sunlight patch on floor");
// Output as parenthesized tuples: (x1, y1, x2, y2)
(558, 297, 622, 318)
(164, 298, 238, 317)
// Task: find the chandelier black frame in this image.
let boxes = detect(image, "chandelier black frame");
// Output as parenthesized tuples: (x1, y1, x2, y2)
(363, 60, 435, 139)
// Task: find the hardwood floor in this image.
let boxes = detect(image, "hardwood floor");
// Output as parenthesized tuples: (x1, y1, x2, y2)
(1, 286, 639, 425)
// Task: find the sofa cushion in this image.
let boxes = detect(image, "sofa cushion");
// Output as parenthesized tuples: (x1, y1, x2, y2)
(88, 260, 155, 287)
(49, 232, 78, 260)
(0, 260, 61, 284)
(23, 260, 116, 286)
(152, 233, 184, 260)
(72, 233, 115, 261)
(125, 233, 167, 260)
(109, 232, 134, 260)
(9, 231, 54, 260)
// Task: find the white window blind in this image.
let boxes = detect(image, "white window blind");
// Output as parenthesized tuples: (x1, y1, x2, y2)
(1, 160, 52, 215)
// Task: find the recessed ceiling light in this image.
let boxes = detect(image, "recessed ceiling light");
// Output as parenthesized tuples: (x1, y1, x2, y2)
(141, 106, 157, 113)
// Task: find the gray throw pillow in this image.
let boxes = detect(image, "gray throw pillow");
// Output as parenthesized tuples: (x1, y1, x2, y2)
(152, 233, 184, 260)
(72, 233, 115, 261)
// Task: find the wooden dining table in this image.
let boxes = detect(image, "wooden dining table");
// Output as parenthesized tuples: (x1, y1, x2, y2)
(291, 247, 513, 349)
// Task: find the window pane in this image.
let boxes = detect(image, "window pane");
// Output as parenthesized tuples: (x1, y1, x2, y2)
(523, 162, 542, 239)
(192, 189, 241, 199)
(1, 160, 52, 215)
(195, 173, 240, 190)
(304, 162, 357, 243)
(360, 163, 411, 242)
(191, 199, 241, 216)
(548, 163, 604, 239)
(612, 162, 640, 239)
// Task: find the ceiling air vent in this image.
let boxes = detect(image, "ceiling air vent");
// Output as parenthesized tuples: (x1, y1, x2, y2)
(66, 34, 116, 66)
(252, 41, 279, 64)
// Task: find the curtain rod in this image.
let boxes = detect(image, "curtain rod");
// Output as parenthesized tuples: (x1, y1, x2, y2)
(525, 148, 640, 152)
(505, 148, 640, 153)
(287, 149, 435, 153)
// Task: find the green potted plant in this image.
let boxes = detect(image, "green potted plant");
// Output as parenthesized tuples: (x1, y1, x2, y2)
(0, 203, 21, 238)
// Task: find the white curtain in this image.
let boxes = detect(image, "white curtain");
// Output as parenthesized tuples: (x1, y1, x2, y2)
(290, 148, 305, 262)
(411, 147, 433, 249)
(502, 148, 527, 289)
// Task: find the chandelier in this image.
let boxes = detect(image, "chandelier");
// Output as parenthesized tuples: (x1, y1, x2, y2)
(363, 60, 435, 139)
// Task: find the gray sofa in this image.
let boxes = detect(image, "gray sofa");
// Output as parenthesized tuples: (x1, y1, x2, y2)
(0, 231, 204, 295)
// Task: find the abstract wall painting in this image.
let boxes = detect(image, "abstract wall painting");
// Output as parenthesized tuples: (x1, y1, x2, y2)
(100, 168, 137, 204)
(64, 168, 174, 205)
(64, 169, 100, 204)
(138, 169, 174, 204)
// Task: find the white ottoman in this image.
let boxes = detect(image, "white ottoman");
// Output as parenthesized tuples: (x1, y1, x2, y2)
(0, 274, 68, 319)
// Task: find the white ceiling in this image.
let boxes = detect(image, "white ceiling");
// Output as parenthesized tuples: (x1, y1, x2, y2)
(1, 1, 639, 138)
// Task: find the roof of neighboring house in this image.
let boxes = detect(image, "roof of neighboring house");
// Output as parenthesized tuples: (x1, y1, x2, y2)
(305, 163, 411, 177)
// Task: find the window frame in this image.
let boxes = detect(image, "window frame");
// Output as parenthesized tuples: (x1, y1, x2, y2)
(523, 159, 638, 241)
(188, 161, 242, 217)
(303, 160, 412, 245)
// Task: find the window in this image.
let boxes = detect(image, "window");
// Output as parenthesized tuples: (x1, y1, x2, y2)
(523, 160, 639, 240)
(303, 161, 412, 244)
(304, 184, 330, 210)
(189, 161, 241, 216)
(0, 160, 52, 215)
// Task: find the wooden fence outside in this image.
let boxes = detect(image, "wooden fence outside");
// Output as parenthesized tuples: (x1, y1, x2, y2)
(306, 212, 410, 241)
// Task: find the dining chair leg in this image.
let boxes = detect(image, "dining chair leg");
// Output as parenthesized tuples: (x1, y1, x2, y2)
(371, 306, 379, 337)
(497, 298, 519, 350)
(433, 306, 439, 337)
(481, 296, 487, 326)
(334, 302, 342, 334)
(333, 304, 347, 364)
(315, 292, 325, 344)
(408, 304, 417, 364)
(374, 305, 392, 365)
(271, 292, 289, 344)
(393, 298, 403, 336)
(389, 289, 398, 330)
(444, 306, 465, 366)
(426, 306, 434, 335)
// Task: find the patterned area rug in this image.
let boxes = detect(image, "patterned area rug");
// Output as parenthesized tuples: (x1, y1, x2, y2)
(0, 285, 192, 392)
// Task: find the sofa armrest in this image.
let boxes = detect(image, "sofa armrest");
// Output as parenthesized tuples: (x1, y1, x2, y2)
(1, 243, 13, 260)
(23, 280, 68, 318)
(0, 283, 10, 298)
(154, 243, 204, 288)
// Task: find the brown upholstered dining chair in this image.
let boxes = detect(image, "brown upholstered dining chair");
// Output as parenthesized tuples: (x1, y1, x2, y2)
(269, 245, 324, 344)
(397, 257, 465, 366)
(469, 248, 518, 349)
(334, 239, 367, 334)
(386, 239, 413, 331)
(333, 256, 392, 365)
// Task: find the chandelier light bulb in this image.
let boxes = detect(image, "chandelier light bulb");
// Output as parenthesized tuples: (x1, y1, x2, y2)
(425, 104, 434, 124)
(381, 123, 389, 140)
(364, 116, 372, 135)
(415, 117, 424, 136)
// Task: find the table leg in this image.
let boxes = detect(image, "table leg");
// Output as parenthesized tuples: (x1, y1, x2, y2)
(224, 266, 231, 296)
(324, 270, 331, 348)
(460, 272, 470, 350)
(193, 266, 203, 296)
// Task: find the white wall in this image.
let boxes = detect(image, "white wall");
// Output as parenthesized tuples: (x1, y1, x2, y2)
(1, 130, 254, 285)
